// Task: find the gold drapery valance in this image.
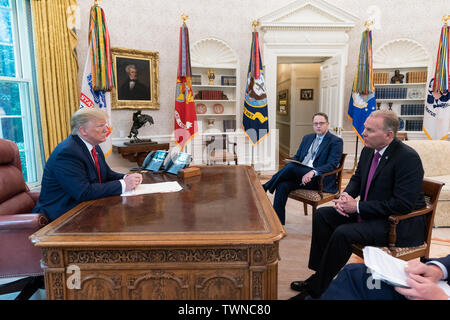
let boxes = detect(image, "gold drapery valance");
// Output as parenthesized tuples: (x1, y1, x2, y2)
(31, 0, 79, 159)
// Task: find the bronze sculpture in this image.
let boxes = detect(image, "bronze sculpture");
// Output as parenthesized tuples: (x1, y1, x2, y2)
(128, 110, 154, 143)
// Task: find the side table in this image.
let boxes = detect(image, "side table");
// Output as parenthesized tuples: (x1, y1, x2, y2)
(114, 142, 170, 166)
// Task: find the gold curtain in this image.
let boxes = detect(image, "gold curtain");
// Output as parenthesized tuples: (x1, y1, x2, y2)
(31, 0, 79, 159)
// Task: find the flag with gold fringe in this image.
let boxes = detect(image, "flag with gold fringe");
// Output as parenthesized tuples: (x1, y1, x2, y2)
(423, 21, 450, 140)
(174, 21, 197, 151)
(347, 29, 376, 142)
(79, 4, 114, 156)
(242, 30, 269, 145)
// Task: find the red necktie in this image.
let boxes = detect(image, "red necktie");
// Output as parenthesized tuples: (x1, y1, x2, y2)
(91, 147, 101, 183)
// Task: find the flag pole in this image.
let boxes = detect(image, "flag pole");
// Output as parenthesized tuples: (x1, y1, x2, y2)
(250, 20, 259, 170)
(351, 20, 374, 173)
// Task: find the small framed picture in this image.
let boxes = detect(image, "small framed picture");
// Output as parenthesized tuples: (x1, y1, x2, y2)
(221, 75, 236, 86)
(300, 89, 313, 100)
(277, 89, 289, 115)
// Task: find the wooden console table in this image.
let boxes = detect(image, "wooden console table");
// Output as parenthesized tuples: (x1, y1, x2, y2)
(114, 142, 169, 166)
(30, 166, 286, 300)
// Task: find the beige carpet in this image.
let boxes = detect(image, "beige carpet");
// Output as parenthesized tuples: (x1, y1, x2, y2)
(265, 189, 450, 300)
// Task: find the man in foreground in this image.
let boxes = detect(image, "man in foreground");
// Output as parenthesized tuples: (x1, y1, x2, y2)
(321, 255, 450, 300)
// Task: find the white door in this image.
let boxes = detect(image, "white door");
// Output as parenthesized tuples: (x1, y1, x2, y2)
(319, 55, 344, 135)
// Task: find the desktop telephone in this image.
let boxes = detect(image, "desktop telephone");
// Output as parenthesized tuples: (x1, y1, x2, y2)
(141, 149, 191, 174)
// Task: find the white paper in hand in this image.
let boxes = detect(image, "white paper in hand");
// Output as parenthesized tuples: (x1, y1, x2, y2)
(363, 246, 409, 287)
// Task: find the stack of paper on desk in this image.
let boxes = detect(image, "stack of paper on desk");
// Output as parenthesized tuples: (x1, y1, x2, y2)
(363, 246, 450, 295)
(121, 181, 183, 196)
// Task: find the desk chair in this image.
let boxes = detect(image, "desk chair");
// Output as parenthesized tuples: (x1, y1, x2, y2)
(205, 134, 238, 165)
(352, 178, 444, 261)
(0, 139, 48, 299)
(288, 153, 347, 216)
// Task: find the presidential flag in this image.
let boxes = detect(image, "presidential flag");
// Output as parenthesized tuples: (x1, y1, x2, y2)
(174, 22, 197, 151)
(348, 29, 375, 142)
(347, 92, 377, 141)
(423, 24, 450, 140)
(423, 78, 450, 140)
(79, 4, 114, 156)
(242, 31, 268, 145)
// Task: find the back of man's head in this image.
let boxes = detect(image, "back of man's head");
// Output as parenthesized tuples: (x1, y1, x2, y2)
(71, 108, 107, 135)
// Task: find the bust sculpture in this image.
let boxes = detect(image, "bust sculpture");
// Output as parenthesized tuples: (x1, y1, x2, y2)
(391, 70, 404, 84)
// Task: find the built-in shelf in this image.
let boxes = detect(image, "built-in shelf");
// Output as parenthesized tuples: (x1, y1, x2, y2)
(376, 99, 425, 102)
(193, 85, 236, 88)
(197, 113, 234, 117)
(374, 82, 427, 87)
(194, 100, 236, 103)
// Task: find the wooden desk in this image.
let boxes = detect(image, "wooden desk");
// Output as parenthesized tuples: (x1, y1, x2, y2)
(114, 142, 169, 166)
(30, 166, 285, 300)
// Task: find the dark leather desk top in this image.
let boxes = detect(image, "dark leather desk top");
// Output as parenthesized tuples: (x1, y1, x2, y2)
(31, 166, 285, 247)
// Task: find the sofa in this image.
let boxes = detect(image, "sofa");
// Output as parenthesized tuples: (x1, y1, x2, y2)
(404, 140, 450, 227)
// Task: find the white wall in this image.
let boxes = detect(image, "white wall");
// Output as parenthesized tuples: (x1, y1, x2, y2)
(74, 0, 449, 166)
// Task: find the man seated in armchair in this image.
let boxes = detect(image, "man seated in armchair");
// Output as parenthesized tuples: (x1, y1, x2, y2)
(263, 112, 343, 225)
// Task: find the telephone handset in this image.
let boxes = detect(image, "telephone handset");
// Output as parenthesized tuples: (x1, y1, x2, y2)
(141, 150, 168, 172)
(141, 151, 155, 169)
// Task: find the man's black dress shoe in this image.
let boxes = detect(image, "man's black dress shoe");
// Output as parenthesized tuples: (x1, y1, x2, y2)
(290, 280, 309, 292)
(288, 290, 310, 300)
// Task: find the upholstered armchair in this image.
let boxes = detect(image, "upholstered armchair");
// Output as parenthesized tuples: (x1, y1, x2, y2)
(0, 138, 48, 299)
(404, 140, 450, 227)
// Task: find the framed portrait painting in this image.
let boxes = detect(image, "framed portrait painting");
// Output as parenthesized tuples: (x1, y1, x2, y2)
(111, 47, 160, 109)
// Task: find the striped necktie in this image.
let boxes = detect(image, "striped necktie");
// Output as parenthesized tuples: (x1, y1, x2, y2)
(302, 136, 320, 166)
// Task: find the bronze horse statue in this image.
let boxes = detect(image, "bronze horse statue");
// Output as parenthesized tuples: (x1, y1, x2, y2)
(128, 110, 154, 143)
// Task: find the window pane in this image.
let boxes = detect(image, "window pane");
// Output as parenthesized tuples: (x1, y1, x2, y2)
(1, 116, 24, 143)
(0, 0, 10, 8)
(19, 147, 27, 182)
(0, 9, 13, 44)
(0, 44, 15, 77)
(0, 81, 21, 115)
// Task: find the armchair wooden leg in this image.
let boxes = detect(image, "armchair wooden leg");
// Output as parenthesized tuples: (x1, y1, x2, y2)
(312, 206, 317, 215)
(303, 203, 308, 216)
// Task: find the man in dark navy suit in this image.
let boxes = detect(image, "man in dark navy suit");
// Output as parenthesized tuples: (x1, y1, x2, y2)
(263, 112, 343, 225)
(290, 110, 426, 300)
(321, 255, 450, 300)
(33, 108, 143, 221)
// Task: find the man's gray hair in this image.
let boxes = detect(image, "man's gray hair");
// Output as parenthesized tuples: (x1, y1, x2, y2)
(71, 108, 107, 135)
(125, 64, 136, 75)
(369, 109, 400, 135)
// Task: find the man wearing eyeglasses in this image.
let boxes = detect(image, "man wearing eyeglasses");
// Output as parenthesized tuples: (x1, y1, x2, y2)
(263, 112, 343, 225)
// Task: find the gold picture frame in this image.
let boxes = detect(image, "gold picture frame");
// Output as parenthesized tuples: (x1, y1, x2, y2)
(111, 47, 160, 109)
(277, 89, 289, 115)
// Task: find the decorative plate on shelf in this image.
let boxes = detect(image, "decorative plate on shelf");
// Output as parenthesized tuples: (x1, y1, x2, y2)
(399, 118, 405, 131)
(213, 104, 224, 114)
(407, 88, 424, 100)
(196, 103, 207, 114)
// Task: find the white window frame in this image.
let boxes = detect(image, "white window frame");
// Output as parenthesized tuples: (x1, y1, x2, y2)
(0, 0, 43, 187)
